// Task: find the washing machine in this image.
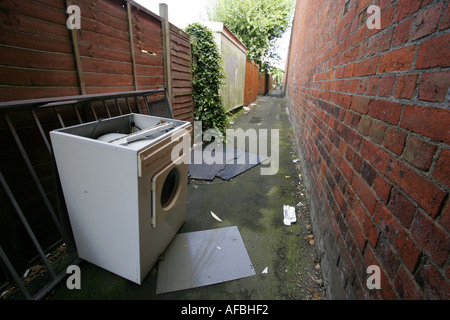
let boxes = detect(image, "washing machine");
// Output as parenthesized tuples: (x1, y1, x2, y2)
(50, 113, 191, 284)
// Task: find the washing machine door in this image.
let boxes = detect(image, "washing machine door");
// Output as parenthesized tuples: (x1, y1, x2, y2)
(151, 156, 187, 227)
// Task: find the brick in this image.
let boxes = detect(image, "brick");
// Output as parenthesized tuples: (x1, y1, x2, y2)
(345, 210, 366, 253)
(387, 158, 446, 217)
(403, 136, 437, 171)
(366, 28, 393, 56)
(373, 202, 421, 272)
(411, 210, 450, 266)
(417, 71, 450, 102)
(348, 80, 359, 93)
(349, 112, 361, 130)
(369, 121, 386, 145)
(363, 242, 378, 273)
(378, 45, 417, 73)
(394, 267, 424, 299)
(357, 41, 368, 59)
(355, 78, 367, 94)
(378, 76, 395, 97)
(333, 184, 347, 211)
(363, 215, 380, 248)
(393, 0, 422, 23)
(379, 0, 394, 11)
(340, 156, 354, 183)
(365, 76, 379, 95)
(439, 4, 450, 30)
(335, 93, 352, 109)
(373, 174, 392, 204)
(360, 138, 390, 174)
(356, 0, 373, 13)
(383, 127, 407, 155)
(368, 99, 402, 125)
(357, 117, 371, 136)
(401, 105, 450, 144)
(361, 161, 376, 186)
(344, 62, 357, 77)
(440, 201, 450, 233)
(378, 267, 399, 300)
(345, 144, 354, 162)
(432, 149, 450, 188)
(344, 224, 358, 257)
(375, 233, 401, 279)
(411, 2, 444, 41)
(415, 33, 450, 69)
(392, 17, 413, 47)
(421, 0, 434, 7)
(344, 181, 356, 206)
(352, 173, 377, 214)
(388, 188, 416, 229)
(335, 123, 362, 151)
(415, 262, 450, 299)
(394, 74, 418, 99)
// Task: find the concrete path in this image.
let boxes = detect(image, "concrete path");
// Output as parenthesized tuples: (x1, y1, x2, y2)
(49, 91, 325, 300)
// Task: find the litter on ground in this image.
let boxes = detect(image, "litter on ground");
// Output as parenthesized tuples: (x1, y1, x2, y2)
(283, 205, 297, 226)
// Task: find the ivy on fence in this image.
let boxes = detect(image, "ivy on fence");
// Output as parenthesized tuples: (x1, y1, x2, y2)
(185, 23, 228, 137)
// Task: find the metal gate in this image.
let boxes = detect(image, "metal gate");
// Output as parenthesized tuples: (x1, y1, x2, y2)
(0, 89, 171, 299)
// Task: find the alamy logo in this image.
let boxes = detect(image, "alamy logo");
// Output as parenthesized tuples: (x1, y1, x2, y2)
(170, 121, 280, 176)
(66, 265, 81, 290)
(367, 5, 381, 30)
(366, 265, 381, 290)
(66, 5, 81, 30)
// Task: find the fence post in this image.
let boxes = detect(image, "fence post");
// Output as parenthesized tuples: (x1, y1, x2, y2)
(159, 3, 173, 108)
(127, 2, 138, 91)
(65, 0, 86, 95)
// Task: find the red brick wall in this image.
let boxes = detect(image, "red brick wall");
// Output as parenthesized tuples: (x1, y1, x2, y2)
(285, 0, 449, 299)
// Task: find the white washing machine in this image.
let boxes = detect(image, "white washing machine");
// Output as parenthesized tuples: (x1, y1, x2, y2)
(50, 113, 191, 284)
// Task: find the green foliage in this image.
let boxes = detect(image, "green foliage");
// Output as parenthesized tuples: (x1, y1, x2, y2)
(271, 67, 285, 85)
(185, 23, 228, 136)
(208, 0, 295, 71)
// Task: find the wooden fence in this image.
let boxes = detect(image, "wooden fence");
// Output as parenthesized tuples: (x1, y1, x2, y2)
(244, 60, 259, 106)
(0, 0, 193, 291)
(0, 0, 193, 121)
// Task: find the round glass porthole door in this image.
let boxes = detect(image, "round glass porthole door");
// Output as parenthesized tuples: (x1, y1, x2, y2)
(160, 167, 179, 209)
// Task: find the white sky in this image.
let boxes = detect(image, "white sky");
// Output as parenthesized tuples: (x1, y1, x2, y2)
(134, 0, 212, 28)
(134, 0, 292, 70)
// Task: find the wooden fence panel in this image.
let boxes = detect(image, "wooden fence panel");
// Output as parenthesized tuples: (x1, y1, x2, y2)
(0, 0, 193, 289)
(244, 60, 259, 105)
(169, 23, 193, 122)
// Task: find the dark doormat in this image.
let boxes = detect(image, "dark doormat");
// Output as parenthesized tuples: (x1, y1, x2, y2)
(188, 145, 267, 181)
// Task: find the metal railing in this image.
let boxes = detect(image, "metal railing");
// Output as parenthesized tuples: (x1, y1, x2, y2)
(0, 88, 171, 299)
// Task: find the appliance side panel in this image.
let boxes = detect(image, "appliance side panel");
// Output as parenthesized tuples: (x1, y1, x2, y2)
(50, 132, 141, 283)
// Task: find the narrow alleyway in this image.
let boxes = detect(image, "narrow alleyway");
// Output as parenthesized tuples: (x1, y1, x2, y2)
(49, 92, 325, 300)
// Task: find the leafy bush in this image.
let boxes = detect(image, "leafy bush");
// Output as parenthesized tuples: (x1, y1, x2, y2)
(185, 23, 228, 137)
(208, 0, 295, 71)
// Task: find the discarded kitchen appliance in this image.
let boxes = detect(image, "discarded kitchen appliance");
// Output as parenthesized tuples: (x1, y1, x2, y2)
(50, 113, 191, 284)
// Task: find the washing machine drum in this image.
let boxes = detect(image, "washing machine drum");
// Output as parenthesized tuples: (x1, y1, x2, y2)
(150, 155, 187, 227)
(96, 133, 127, 142)
(160, 167, 179, 209)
